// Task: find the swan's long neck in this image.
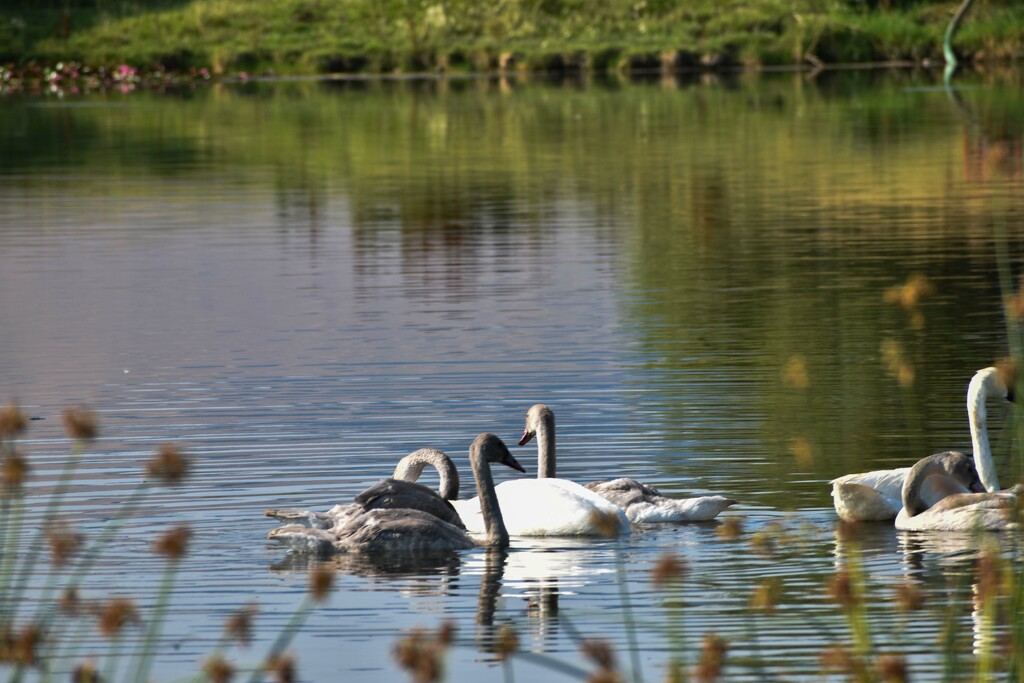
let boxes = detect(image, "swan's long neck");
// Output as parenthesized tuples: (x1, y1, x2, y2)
(902, 454, 975, 517)
(537, 411, 556, 479)
(392, 448, 460, 500)
(967, 369, 999, 492)
(471, 439, 509, 548)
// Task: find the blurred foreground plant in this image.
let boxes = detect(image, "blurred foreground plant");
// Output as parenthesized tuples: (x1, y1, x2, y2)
(0, 403, 334, 682)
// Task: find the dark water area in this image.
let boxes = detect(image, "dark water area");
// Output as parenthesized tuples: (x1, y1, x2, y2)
(2, 68, 1024, 680)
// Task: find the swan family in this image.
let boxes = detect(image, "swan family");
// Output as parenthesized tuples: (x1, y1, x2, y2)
(266, 405, 734, 554)
(266, 365, 1018, 556)
(832, 366, 1018, 532)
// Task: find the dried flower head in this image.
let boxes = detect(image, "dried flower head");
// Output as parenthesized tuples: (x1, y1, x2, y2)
(781, 356, 810, 390)
(750, 578, 783, 615)
(820, 645, 857, 675)
(580, 639, 617, 672)
(435, 621, 456, 648)
(894, 582, 925, 613)
(716, 516, 743, 540)
(495, 625, 518, 661)
(8, 623, 41, 666)
(651, 553, 687, 588)
(789, 436, 814, 468)
(394, 629, 442, 683)
(145, 443, 190, 486)
(225, 601, 259, 647)
(60, 588, 83, 616)
(877, 653, 908, 683)
(62, 408, 98, 442)
(881, 340, 914, 387)
(203, 655, 235, 683)
(47, 524, 84, 567)
(97, 597, 139, 638)
(154, 525, 192, 560)
(883, 273, 934, 311)
(588, 509, 622, 538)
(71, 661, 101, 683)
(308, 566, 335, 603)
(265, 653, 296, 683)
(694, 634, 728, 683)
(827, 569, 859, 610)
(2, 451, 29, 493)
(0, 403, 28, 438)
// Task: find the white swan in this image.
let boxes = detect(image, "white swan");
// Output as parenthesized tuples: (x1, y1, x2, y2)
(265, 448, 464, 530)
(894, 451, 1020, 532)
(267, 434, 523, 553)
(831, 366, 1013, 522)
(450, 410, 630, 537)
(517, 404, 735, 523)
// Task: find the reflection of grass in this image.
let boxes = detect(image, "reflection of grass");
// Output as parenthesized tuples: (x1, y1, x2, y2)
(0, 406, 333, 681)
(2, 0, 1024, 73)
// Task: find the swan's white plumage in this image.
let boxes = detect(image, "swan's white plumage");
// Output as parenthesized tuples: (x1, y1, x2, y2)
(894, 493, 1018, 532)
(452, 478, 630, 537)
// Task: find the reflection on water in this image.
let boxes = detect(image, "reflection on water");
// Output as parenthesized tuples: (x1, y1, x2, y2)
(1, 68, 1024, 680)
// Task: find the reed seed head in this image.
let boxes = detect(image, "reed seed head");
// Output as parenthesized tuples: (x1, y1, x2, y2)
(204, 655, 235, 683)
(894, 582, 925, 613)
(60, 588, 83, 616)
(71, 661, 101, 683)
(820, 645, 860, 676)
(588, 509, 622, 538)
(225, 601, 259, 646)
(62, 407, 98, 442)
(97, 597, 139, 638)
(827, 569, 859, 610)
(1, 623, 42, 666)
(435, 620, 456, 648)
(0, 403, 28, 438)
(716, 516, 743, 540)
(881, 340, 914, 387)
(394, 628, 442, 683)
(789, 436, 815, 467)
(47, 524, 84, 567)
(781, 356, 810, 390)
(580, 639, 617, 672)
(694, 634, 728, 683)
(651, 553, 687, 587)
(883, 273, 934, 311)
(2, 450, 29, 494)
(495, 625, 518, 661)
(154, 524, 192, 560)
(145, 443, 190, 485)
(835, 519, 861, 543)
(308, 566, 335, 603)
(586, 671, 623, 683)
(750, 578, 782, 615)
(265, 654, 296, 683)
(876, 654, 908, 683)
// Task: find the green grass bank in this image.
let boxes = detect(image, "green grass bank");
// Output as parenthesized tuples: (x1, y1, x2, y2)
(1, 0, 1023, 76)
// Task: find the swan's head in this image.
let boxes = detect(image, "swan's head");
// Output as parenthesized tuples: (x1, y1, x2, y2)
(475, 433, 526, 473)
(932, 451, 987, 493)
(519, 404, 553, 446)
(977, 364, 1016, 403)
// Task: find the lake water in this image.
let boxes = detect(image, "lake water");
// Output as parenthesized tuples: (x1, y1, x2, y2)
(2, 68, 1024, 681)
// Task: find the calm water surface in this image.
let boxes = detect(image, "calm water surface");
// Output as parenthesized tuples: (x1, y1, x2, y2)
(2, 69, 1024, 681)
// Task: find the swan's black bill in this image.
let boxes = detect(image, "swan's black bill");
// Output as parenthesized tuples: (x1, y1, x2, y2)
(503, 452, 526, 474)
(1008, 387, 1016, 404)
(518, 429, 534, 447)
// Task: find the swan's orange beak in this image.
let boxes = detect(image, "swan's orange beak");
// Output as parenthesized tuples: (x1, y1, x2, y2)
(518, 429, 534, 446)
(503, 452, 526, 473)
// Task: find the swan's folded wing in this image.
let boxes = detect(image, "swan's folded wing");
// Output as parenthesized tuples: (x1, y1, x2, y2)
(830, 467, 908, 522)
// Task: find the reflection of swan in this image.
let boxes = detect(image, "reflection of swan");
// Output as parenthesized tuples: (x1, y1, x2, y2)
(831, 367, 1012, 522)
(267, 434, 524, 553)
(894, 452, 1019, 531)
(265, 448, 464, 530)
(518, 404, 734, 523)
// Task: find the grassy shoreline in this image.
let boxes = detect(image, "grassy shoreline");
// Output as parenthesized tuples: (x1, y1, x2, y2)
(1, 0, 1022, 78)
